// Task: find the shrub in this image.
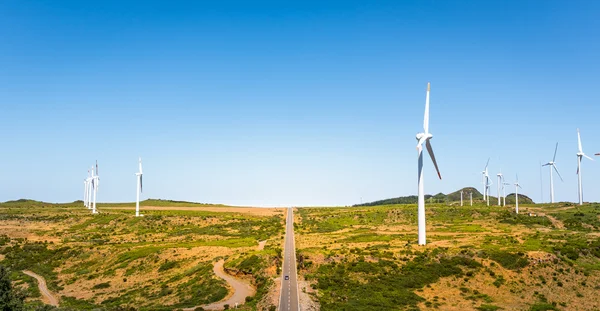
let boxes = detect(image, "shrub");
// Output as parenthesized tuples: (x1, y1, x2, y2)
(92, 282, 111, 289)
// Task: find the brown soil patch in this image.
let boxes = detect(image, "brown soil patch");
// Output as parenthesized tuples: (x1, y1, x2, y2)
(102, 205, 285, 216)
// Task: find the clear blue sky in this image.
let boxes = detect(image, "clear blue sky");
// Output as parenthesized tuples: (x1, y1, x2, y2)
(1, 0, 599, 206)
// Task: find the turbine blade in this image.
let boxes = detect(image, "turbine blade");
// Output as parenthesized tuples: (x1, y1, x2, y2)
(96, 160, 99, 176)
(425, 139, 442, 179)
(140, 175, 143, 193)
(553, 164, 563, 182)
(553, 142, 559, 162)
(577, 128, 583, 153)
(139, 157, 143, 174)
(583, 154, 594, 161)
(485, 158, 490, 170)
(424, 83, 430, 134)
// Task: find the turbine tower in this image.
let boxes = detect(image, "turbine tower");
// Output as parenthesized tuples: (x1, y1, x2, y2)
(135, 157, 144, 217)
(514, 175, 522, 214)
(460, 190, 463, 207)
(83, 179, 87, 207)
(91, 161, 99, 214)
(86, 169, 92, 209)
(496, 172, 503, 206)
(502, 180, 510, 207)
(576, 129, 594, 205)
(415, 82, 442, 246)
(542, 143, 563, 203)
(470, 192, 473, 206)
(482, 159, 491, 205)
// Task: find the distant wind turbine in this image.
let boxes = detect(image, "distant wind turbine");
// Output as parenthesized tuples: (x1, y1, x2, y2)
(415, 82, 442, 246)
(514, 175, 522, 214)
(502, 180, 510, 207)
(542, 143, 563, 203)
(86, 169, 92, 210)
(496, 171, 503, 206)
(91, 161, 99, 214)
(135, 157, 144, 217)
(482, 159, 492, 206)
(576, 129, 594, 205)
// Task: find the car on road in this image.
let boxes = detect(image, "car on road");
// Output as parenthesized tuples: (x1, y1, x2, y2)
(285, 275, 289, 280)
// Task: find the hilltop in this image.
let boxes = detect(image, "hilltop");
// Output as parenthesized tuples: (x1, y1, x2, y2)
(355, 187, 534, 206)
(0, 198, 228, 208)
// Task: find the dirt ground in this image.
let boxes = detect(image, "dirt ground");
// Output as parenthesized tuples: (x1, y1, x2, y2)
(102, 205, 285, 216)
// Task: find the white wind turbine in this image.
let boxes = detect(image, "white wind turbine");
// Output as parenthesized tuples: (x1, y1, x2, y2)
(83, 179, 87, 207)
(91, 161, 99, 214)
(482, 159, 492, 205)
(496, 171, 503, 206)
(542, 143, 563, 204)
(86, 169, 92, 209)
(514, 175, 522, 214)
(415, 82, 442, 246)
(502, 180, 510, 207)
(135, 157, 144, 217)
(576, 129, 594, 205)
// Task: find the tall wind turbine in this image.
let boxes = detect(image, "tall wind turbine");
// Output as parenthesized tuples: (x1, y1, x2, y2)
(514, 175, 522, 214)
(576, 129, 594, 205)
(135, 157, 144, 217)
(496, 172, 503, 206)
(83, 179, 87, 207)
(415, 82, 442, 246)
(91, 161, 99, 214)
(482, 159, 491, 205)
(542, 143, 563, 203)
(502, 180, 510, 207)
(86, 169, 92, 209)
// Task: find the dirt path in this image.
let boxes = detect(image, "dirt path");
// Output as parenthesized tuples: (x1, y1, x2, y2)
(257, 240, 267, 250)
(23, 270, 59, 307)
(541, 214, 565, 229)
(183, 260, 255, 311)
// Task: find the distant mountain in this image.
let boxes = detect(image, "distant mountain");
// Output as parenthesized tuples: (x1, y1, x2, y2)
(354, 187, 533, 207)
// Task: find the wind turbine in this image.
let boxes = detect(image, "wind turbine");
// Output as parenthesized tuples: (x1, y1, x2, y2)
(83, 179, 87, 207)
(415, 82, 442, 246)
(135, 157, 144, 217)
(482, 159, 491, 205)
(91, 161, 99, 214)
(502, 180, 510, 207)
(542, 143, 563, 204)
(576, 129, 594, 205)
(514, 175, 522, 214)
(86, 169, 92, 209)
(497, 171, 503, 206)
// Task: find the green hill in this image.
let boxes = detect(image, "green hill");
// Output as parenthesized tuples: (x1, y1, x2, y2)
(355, 187, 534, 206)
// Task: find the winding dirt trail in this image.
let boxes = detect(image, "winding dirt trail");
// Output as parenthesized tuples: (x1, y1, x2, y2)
(183, 260, 255, 311)
(23, 270, 59, 307)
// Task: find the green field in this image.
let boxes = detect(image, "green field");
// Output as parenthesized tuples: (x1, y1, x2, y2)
(296, 203, 600, 311)
(0, 203, 285, 311)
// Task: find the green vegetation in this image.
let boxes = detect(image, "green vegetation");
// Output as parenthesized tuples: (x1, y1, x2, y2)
(309, 250, 481, 310)
(0, 202, 284, 310)
(0, 265, 26, 311)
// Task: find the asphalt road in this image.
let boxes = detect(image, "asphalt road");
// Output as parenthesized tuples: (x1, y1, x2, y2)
(278, 208, 300, 311)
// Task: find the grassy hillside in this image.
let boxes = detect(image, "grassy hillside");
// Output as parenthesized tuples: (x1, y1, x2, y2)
(356, 187, 534, 206)
(295, 203, 600, 311)
(0, 204, 285, 310)
(0, 198, 228, 208)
